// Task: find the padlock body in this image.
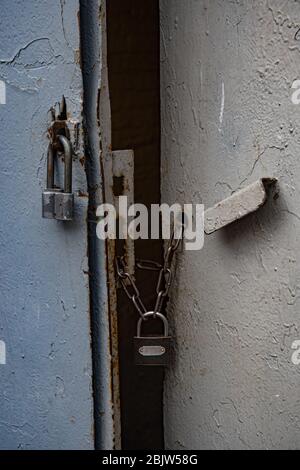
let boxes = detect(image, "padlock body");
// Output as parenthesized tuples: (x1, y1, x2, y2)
(134, 335, 171, 366)
(54, 192, 74, 221)
(42, 189, 62, 219)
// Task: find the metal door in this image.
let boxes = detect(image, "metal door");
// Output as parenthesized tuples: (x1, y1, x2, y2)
(161, 0, 300, 450)
(0, 0, 94, 449)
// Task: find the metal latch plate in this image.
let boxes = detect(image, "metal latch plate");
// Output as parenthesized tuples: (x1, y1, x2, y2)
(204, 177, 277, 234)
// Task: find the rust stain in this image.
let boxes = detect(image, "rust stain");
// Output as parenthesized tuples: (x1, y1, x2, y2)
(78, 190, 89, 198)
(74, 48, 81, 65)
(106, 238, 121, 448)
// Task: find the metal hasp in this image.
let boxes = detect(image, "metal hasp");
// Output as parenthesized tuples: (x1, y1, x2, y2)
(112, 149, 135, 277)
(204, 178, 277, 235)
(134, 312, 171, 367)
(42, 135, 74, 221)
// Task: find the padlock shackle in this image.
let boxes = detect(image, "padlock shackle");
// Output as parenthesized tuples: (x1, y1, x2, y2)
(46, 143, 54, 190)
(57, 135, 72, 194)
(137, 312, 169, 337)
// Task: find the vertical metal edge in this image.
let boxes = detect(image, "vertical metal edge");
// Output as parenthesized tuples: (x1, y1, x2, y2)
(80, 0, 120, 450)
(99, 0, 122, 450)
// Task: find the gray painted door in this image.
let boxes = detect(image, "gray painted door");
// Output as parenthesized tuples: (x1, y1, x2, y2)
(0, 0, 94, 449)
(161, 0, 300, 450)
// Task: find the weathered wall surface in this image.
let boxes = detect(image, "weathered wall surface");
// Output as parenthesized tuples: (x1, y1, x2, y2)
(0, 0, 94, 449)
(161, 0, 300, 450)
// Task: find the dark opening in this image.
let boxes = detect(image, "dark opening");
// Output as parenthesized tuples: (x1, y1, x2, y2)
(107, 0, 164, 450)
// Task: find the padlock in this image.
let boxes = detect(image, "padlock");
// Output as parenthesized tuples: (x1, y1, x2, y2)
(42, 143, 62, 219)
(42, 135, 74, 221)
(134, 312, 171, 367)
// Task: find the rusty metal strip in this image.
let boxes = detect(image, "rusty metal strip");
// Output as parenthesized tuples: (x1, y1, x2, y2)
(99, 1, 122, 449)
(112, 149, 135, 277)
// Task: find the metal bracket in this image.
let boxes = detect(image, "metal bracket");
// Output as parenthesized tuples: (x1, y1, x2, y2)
(112, 149, 135, 279)
(48, 96, 81, 158)
(204, 178, 277, 235)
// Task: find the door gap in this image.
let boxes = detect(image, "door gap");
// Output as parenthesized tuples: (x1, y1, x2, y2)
(107, 0, 164, 450)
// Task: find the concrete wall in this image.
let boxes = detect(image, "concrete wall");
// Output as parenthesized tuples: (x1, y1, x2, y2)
(161, 0, 300, 450)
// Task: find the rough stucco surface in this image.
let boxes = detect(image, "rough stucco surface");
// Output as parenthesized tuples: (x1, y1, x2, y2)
(161, 0, 300, 450)
(0, 0, 94, 449)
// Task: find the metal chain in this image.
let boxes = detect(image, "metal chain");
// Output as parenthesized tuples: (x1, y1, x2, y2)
(115, 223, 183, 321)
(115, 258, 148, 319)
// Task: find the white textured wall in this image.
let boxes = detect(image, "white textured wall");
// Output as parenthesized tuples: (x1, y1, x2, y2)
(161, 0, 300, 450)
